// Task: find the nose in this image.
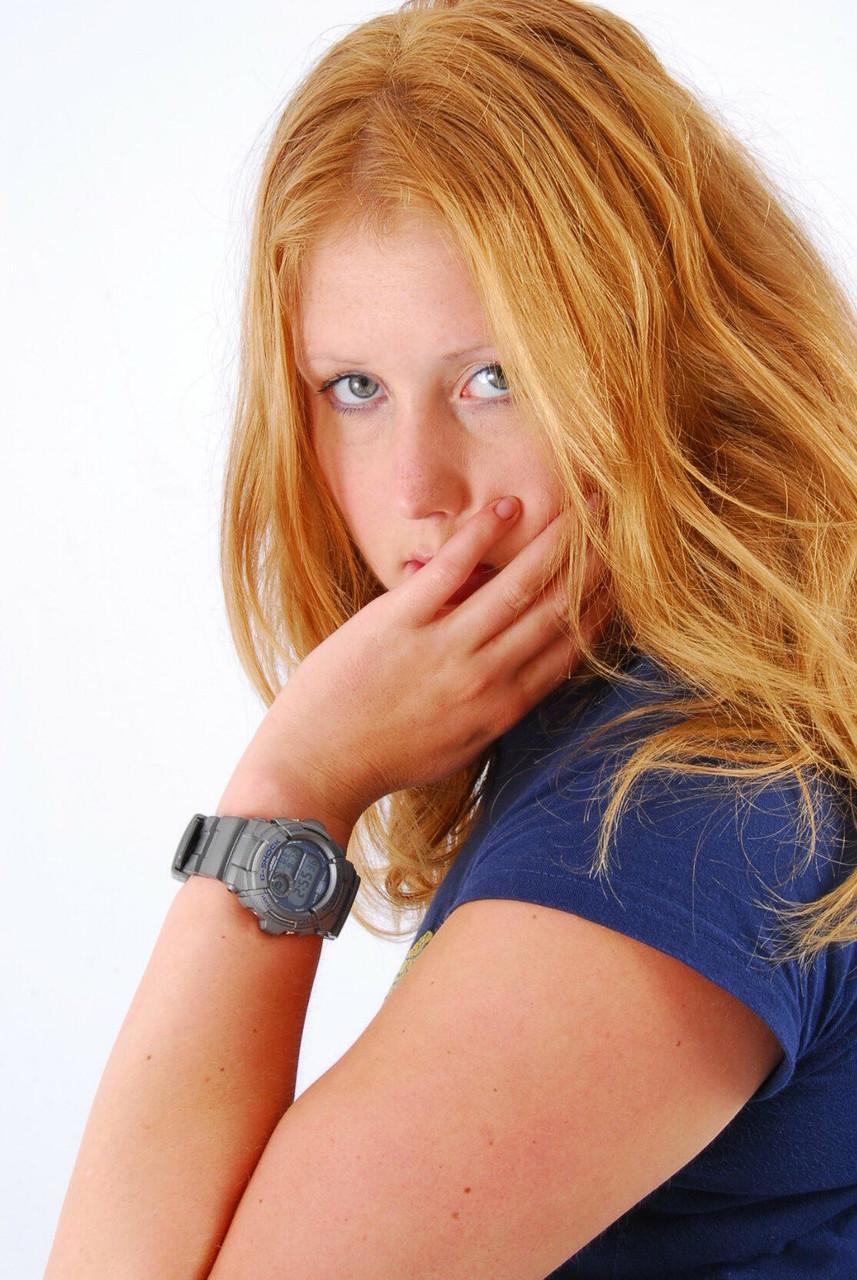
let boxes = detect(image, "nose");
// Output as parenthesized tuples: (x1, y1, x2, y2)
(390, 403, 473, 520)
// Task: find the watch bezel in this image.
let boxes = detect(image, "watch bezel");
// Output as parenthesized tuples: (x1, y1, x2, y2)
(249, 827, 341, 925)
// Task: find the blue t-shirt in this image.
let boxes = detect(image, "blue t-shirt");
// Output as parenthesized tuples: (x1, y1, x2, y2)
(387, 652, 857, 1277)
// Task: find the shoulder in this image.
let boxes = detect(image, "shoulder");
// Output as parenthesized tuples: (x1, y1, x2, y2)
(417, 653, 856, 1095)
(481, 648, 851, 918)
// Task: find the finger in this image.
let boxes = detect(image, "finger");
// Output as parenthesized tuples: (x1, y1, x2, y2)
(515, 585, 616, 705)
(479, 565, 612, 697)
(508, 561, 609, 652)
(455, 511, 604, 649)
(402, 496, 522, 627)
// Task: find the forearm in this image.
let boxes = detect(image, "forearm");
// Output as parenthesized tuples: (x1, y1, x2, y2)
(45, 791, 354, 1280)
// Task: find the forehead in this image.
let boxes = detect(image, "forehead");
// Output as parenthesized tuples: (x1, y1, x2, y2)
(298, 213, 489, 356)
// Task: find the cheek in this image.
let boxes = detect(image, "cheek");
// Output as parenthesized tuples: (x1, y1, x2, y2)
(313, 438, 377, 548)
(312, 422, 350, 508)
(502, 447, 564, 518)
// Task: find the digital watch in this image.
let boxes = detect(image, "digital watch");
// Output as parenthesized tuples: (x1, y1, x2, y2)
(171, 814, 360, 940)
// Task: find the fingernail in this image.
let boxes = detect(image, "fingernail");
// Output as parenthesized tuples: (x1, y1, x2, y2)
(494, 496, 519, 519)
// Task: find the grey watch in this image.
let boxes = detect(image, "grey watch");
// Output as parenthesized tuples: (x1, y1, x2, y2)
(171, 814, 360, 940)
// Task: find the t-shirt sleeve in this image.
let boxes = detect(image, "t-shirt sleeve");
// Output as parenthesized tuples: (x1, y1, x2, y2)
(448, 751, 848, 1102)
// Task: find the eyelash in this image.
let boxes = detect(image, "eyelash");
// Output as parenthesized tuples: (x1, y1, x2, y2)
(314, 363, 511, 417)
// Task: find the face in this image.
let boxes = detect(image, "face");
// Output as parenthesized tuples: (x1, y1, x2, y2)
(298, 211, 567, 595)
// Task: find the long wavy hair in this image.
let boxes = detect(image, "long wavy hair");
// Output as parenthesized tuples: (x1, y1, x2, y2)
(219, 0, 857, 966)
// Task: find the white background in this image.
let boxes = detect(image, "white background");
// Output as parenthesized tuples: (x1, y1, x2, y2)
(3, 1, 855, 1274)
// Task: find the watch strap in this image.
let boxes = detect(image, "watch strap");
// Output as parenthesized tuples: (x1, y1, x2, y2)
(171, 814, 263, 883)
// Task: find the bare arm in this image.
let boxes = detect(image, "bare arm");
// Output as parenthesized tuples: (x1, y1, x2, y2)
(44, 787, 353, 1280)
(44, 496, 605, 1277)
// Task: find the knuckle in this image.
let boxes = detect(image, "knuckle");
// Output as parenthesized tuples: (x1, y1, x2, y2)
(508, 678, 535, 720)
(427, 557, 463, 589)
(500, 582, 531, 616)
(467, 666, 493, 701)
(551, 586, 570, 624)
(554, 605, 571, 633)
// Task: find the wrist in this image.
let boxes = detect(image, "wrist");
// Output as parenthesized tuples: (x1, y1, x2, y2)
(215, 775, 358, 854)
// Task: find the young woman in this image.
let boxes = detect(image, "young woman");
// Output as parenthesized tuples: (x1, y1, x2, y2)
(46, 1, 857, 1276)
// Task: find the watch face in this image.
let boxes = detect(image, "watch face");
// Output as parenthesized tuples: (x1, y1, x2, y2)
(263, 839, 331, 913)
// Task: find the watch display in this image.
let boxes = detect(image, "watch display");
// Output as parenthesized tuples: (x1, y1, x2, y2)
(261, 839, 331, 912)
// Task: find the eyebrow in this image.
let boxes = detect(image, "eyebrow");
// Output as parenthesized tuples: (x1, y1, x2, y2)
(302, 343, 495, 366)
